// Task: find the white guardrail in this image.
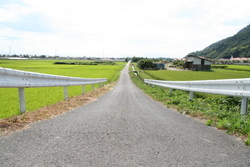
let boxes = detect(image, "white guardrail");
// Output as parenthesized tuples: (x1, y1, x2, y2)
(0, 67, 107, 113)
(144, 78, 250, 115)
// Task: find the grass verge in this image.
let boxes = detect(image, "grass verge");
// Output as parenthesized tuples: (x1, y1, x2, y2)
(0, 82, 116, 136)
(129, 66, 250, 146)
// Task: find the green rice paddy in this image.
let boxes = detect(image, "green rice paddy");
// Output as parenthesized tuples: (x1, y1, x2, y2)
(0, 59, 125, 119)
(144, 67, 250, 81)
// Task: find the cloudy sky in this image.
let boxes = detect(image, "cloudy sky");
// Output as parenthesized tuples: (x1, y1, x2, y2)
(0, 0, 249, 58)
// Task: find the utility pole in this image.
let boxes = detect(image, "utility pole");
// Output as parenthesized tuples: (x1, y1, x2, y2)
(55, 47, 57, 56)
(9, 46, 11, 56)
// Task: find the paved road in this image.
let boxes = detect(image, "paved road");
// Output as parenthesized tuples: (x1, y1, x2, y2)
(0, 63, 249, 167)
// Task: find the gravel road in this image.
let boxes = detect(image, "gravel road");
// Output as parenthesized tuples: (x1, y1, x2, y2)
(0, 63, 249, 167)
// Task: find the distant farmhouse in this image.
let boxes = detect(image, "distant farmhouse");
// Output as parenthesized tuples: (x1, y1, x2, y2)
(183, 55, 213, 71)
(218, 56, 250, 63)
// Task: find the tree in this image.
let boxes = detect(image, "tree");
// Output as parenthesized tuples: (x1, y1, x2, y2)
(40, 55, 46, 58)
(132, 56, 143, 62)
(137, 59, 156, 69)
(173, 60, 184, 67)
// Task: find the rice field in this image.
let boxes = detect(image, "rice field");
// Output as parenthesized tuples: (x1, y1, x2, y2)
(212, 64, 250, 71)
(144, 68, 250, 81)
(0, 59, 125, 119)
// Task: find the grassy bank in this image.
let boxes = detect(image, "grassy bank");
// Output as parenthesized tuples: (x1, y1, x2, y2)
(129, 65, 250, 146)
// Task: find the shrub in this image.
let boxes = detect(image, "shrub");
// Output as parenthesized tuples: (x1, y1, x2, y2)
(137, 59, 156, 69)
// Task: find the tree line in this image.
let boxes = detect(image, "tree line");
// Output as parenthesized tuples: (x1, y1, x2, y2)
(189, 24, 250, 59)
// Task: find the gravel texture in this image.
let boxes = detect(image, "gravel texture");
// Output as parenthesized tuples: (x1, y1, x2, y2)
(0, 63, 249, 167)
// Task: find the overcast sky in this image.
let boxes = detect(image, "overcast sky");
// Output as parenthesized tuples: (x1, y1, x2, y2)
(0, 0, 249, 58)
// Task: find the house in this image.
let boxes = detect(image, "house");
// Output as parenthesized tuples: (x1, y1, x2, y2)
(217, 56, 250, 63)
(230, 56, 250, 63)
(183, 55, 213, 71)
(174, 58, 187, 61)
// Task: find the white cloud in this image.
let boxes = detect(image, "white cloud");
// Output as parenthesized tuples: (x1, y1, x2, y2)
(0, 0, 250, 57)
(0, 2, 34, 22)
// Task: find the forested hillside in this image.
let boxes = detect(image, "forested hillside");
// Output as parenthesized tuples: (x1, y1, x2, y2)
(189, 24, 250, 59)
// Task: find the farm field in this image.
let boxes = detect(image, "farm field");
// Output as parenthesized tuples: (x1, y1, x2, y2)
(0, 59, 125, 119)
(143, 68, 250, 81)
(224, 65, 250, 72)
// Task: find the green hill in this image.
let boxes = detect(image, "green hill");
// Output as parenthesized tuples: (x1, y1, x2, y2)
(189, 24, 250, 59)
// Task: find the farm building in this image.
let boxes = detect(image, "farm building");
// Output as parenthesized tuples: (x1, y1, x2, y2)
(183, 55, 213, 71)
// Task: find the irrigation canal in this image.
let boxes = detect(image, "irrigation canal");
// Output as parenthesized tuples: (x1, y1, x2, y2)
(0, 62, 249, 166)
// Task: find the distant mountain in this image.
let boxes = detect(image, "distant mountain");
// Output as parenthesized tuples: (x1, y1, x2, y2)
(189, 24, 250, 59)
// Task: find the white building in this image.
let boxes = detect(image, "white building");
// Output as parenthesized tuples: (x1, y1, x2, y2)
(184, 55, 213, 71)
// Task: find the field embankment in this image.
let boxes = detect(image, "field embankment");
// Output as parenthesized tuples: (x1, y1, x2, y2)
(129, 64, 250, 145)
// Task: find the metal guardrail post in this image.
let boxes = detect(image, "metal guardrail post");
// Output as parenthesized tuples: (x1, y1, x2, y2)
(82, 85, 85, 94)
(18, 88, 26, 113)
(0, 68, 107, 116)
(170, 89, 173, 94)
(189, 92, 194, 100)
(92, 84, 95, 91)
(64, 87, 68, 100)
(241, 97, 248, 115)
(144, 78, 250, 115)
